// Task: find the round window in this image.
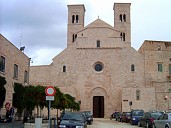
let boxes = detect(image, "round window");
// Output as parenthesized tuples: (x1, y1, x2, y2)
(94, 63, 103, 72)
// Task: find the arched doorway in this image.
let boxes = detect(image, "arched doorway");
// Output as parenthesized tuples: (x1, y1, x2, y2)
(91, 87, 106, 118)
(93, 96, 104, 118)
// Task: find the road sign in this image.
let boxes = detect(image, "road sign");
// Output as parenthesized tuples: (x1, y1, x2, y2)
(45, 86, 56, 128)
(45, 86, 56, 96)
(46, 96, 54, 101)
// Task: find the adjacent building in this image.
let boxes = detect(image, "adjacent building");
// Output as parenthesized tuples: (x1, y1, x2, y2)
(0, 34, 30, 113)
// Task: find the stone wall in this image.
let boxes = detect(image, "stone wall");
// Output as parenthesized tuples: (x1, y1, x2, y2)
(0, 34, 30, 114)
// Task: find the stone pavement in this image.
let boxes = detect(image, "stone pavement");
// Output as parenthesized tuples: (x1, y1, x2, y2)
(0, 120, 24, 128)
(88, 118, 139, 128)
(0, 118, 139, 128)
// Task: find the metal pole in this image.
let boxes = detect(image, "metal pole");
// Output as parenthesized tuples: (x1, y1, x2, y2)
(49, 100, 51, 128)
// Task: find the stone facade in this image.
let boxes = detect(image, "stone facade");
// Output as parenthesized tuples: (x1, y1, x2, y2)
(0, 34, 30, 114)
(2, 2, 171, 118)
(139, 40, 171, 110)
(29, 3, 158, 118)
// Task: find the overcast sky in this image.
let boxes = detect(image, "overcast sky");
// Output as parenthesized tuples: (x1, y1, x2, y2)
(1, 0, 171, 66)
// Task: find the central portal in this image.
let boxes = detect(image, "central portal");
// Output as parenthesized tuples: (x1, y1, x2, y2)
(93, 96, 104, 118)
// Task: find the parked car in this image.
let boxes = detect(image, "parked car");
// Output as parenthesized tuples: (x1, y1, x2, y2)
(82, 111, 93, 125)
(153, 112, 171, 128)
(110, 111, 119, 119)
(130, 109, 144, 125)
(115, 112, 122, 122)
(59, 112, 87, 128)
(138, 111, 162, 128)
(0, 115, 6, 123)
(121, 112, 131, 123)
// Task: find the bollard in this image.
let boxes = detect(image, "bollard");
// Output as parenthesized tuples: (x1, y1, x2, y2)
(54, 118, 57, 128)
(35, 118, 42, 128)
(50, 118, 52, 128)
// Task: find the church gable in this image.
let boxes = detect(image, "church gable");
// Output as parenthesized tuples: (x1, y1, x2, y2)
(85, 18, 114, 29)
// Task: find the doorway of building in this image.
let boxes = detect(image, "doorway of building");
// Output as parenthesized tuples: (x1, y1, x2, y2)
(93, 96, 104, 118)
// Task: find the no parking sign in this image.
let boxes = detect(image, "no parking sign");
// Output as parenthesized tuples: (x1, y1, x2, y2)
(45, 86, 56, 100)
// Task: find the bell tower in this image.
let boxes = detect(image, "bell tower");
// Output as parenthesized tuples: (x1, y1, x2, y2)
(67, 5, 85, 46)
(114, 3, 131, 47)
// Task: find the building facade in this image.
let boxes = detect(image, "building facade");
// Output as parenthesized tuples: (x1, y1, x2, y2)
(0, 34, 30, 113)
(1, 2, 171, 118)
(29, 3, 159, 118)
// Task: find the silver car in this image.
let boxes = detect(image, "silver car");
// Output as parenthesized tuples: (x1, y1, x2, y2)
(153, 112, 171, 128)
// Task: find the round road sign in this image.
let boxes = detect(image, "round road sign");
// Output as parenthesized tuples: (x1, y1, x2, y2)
(45, 86, 56, 96)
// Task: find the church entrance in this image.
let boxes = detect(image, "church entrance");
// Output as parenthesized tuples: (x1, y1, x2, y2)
(93, 96, 104, 118)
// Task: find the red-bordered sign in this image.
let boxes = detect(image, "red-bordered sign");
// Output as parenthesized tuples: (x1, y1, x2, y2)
(45, 86, 56, 96)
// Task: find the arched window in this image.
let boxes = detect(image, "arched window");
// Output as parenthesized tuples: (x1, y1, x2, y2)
(97, 40, 100, 48)
(123, 33, 125, 41)
(119, 14, 122, 22)
(75, 34, 77, 40)
(123, 14, 126, 22)
(120, 33, 126, 41)
(63, 65, 66, 72)
(76, 15, 79, 23)
(72, 34, 75, 42)
(120, 33, 122, 41)
(72, 15, 75, 23)
(131, 64, 135, 71)
(136, 89, 141, 100)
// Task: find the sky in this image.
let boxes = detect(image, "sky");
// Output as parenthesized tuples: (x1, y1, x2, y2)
(0, 0, 171, 66)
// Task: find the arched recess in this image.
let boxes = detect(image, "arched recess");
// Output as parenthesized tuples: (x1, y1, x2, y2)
(90, 87, 107, 118)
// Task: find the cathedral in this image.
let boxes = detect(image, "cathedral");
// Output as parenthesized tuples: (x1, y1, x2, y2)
(1, 2, 171, 118)
(30, 2, 171, 118)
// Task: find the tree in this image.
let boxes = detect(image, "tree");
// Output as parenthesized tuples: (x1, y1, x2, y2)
(0, 76, 6, 108)
(51, 87, 67, 110)
(64, 94, 80, 111)
(23, 85, 47, 117)
(13, 83, 25, 117)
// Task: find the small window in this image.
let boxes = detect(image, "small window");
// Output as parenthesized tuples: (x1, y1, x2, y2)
(136, 89, 140, 100)
(158, 63, 163, 72)
(63, 66, 66, 72)
(123, 14, 126, 22)
(76, 15, 79, 23)
(131, 64, 135, 71)
(72, 15, 75, 23)
(97, 40, 100, 48)
(14, 64, 18, 78)
(24, 70, 28, 83)
(0, 56, 5, 73)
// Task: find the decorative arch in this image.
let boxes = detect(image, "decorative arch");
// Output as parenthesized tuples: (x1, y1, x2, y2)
(91, 87, 107, 96)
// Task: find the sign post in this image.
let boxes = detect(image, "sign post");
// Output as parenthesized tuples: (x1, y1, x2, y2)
(45, 86, 56, 128)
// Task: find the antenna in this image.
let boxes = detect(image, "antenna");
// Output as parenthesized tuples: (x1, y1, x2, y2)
(20, 28, 22, 48)
(19, 26, 25, 52)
